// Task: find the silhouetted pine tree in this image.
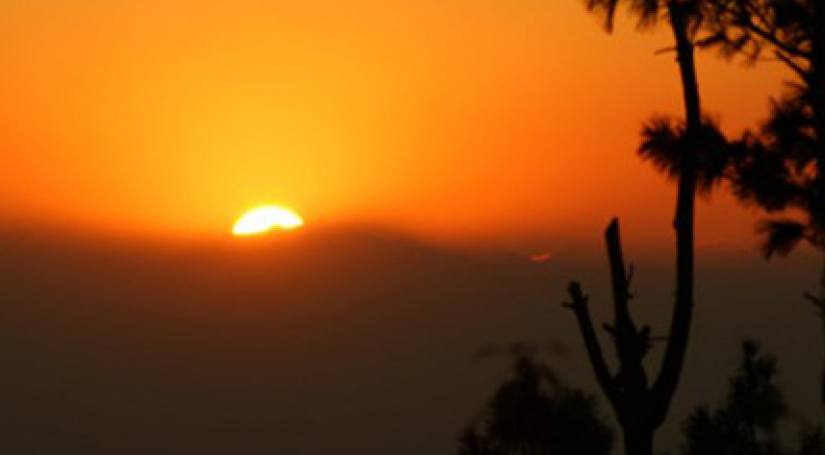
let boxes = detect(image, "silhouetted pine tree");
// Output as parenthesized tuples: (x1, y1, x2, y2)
(702, 0, 825, 410)
(682, 341, 786, 455)
(567, 2, 728, 454)
(457, 355, 613, 455)
(680, 340, 825, 455)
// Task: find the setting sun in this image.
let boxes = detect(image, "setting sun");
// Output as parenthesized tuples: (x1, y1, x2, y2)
(232, 206, 304, 236)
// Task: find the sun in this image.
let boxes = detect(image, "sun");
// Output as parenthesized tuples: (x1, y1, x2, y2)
(232, 205, 304, 236)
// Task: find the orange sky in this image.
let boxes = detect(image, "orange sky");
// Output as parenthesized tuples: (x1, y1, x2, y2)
(0, 0, 789, 249)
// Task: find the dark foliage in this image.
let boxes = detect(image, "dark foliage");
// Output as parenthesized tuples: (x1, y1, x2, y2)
(799, 427, 825, 455)
(639, 116, 730, 193)
(757, 219, 808, 258)
(586, 0, 662, 32)
(701, 0, 824, 257)
(457, 356, 613, 455)
(682, 341, 785, 455)
(699, 0, 825, 412)
(702, 0, 814, 63)
(724, 91, 825, 256)
(679, 341, 825, 455)
(586, 0, 708, 34)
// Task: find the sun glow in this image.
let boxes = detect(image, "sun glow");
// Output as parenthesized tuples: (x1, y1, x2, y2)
(232, 206, 304, 236)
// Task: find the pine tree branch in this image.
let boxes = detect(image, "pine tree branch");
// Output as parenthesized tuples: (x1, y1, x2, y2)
(773, 50, 809, 82)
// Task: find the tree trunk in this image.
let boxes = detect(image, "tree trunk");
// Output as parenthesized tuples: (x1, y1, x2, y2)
(649, 0, 699, 424)
(622, 4, 701, 446)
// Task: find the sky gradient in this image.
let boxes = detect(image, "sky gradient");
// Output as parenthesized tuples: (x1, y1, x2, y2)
(0, 0, 790, 249)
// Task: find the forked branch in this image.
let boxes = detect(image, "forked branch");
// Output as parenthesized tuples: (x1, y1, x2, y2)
(564, 282, 618, 408)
